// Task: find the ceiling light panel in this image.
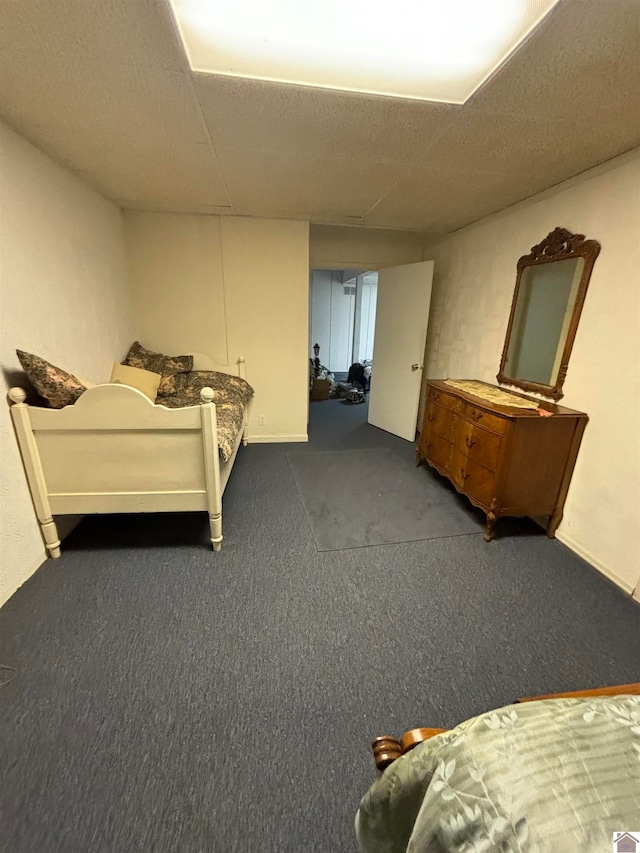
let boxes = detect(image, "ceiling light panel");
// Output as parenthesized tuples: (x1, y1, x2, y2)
(169, 0, 560, 103)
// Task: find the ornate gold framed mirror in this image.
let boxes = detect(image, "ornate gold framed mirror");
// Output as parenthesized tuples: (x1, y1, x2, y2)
(497, 227, 601, 400)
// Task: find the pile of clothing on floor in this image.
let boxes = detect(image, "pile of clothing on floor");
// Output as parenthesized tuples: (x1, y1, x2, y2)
(331, 361, 372, 404)
(346, 361, 371, 391)
(309, 359, 372, 403)
(308, 360, 335, 386)
(341, 386, 366, 404)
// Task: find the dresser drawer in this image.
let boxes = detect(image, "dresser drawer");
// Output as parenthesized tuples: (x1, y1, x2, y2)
(462, 402, 507, 435)
(424, 432, 453, 473)
(450, 450, 496, 508)
(427, 386, 461, 412)
(424, 402, 455, 442)
(454, 419, 502, 472)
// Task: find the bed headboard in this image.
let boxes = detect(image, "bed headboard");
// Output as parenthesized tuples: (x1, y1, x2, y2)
(189, 353, 246, 380)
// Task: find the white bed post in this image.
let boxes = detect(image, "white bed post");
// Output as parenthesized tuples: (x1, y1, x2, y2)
(200, 387, 223, 551)
(237, 356, 249, 446)
(8, 388, 61, 558)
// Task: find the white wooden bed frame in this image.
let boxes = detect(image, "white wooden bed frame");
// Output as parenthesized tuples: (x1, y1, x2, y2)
(8, 353, 249, 557)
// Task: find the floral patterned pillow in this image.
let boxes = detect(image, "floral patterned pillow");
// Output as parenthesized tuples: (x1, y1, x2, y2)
(16, 350, 88, 408)
(122, 341, 193, 397)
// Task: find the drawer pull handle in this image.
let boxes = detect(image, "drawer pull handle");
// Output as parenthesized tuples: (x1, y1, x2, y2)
(433, 392, 440, 400)
(465, 436, 477, 448)
(471, 410, 483, 421)
(428, 414, 434, 422)
(460, 469, 470, 480)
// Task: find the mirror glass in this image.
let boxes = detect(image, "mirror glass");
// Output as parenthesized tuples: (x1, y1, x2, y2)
(498, 227, 600, 400)
(503, 257, 585, 387)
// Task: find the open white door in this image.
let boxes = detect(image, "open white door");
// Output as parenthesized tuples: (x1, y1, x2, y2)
(368, 260, 434, 441)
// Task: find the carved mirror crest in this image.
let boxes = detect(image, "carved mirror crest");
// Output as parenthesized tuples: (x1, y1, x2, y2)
(497, 227, 601, 400)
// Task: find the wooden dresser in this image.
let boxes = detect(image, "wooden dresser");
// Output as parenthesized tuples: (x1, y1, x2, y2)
(417, 380, 588, 541)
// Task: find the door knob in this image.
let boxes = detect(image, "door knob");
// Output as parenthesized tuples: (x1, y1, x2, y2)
(411, 363, 423, 371)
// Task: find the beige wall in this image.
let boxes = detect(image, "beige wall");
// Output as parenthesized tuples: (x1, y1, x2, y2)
(0, 122, 134, 607)
(124, 212, 310, 441)
(222, 217, 310, 440)
(310, 224, 426, 270)
(421, 150, 640, 596)
(125, 212, 229, 363)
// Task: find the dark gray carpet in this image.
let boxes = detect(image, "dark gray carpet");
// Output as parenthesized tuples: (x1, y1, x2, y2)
(288, 447, 480, 550)
(1, 399, 638, 853)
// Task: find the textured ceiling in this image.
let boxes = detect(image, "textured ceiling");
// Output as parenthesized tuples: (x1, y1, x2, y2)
(1, 0, 639, 235)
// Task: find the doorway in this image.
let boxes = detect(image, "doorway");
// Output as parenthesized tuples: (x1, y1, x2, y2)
(308, 261, 434, 442)
(309, 269, 378, 379)
(308, 268, 378, 429)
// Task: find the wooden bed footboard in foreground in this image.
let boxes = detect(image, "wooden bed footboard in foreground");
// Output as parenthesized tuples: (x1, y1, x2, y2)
(8, 354, 248, 557)
(371, 682, 640, 771)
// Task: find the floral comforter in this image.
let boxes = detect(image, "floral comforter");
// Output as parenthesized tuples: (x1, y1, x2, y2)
(157, 370, 253, 462)
(356, 696, 640, 852)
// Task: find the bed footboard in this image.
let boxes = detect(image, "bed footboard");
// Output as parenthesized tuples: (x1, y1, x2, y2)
(8, 383, 227, 557)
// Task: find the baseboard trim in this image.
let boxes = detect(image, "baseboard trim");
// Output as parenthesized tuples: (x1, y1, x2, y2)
(246, 434, 308, 444)
(556, 531, 634, 595)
